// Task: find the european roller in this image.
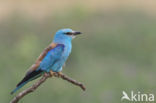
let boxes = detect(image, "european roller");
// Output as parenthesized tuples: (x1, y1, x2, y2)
(11, 28, 82, 94)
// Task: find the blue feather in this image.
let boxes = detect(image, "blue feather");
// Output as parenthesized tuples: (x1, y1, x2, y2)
(11, 80, 29, 94)
(11, 70, 43, 94)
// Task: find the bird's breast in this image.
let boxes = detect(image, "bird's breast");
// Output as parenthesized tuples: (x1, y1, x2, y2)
(62, 43, 72, 59)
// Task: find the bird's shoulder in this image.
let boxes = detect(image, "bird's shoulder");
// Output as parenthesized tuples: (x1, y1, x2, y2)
(48, 43, 65, 54)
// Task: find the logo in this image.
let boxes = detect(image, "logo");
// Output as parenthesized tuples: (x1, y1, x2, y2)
(121, 91, 154, 102)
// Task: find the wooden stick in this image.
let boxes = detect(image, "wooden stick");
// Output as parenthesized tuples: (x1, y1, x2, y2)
(10, 73, 86, 103)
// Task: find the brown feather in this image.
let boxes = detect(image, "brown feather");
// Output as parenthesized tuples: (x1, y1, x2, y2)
(26, 43, 57, 76)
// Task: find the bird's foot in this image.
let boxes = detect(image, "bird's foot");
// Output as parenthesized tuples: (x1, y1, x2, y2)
(49, 70, 55, 77)
(57, 72, 63, 77)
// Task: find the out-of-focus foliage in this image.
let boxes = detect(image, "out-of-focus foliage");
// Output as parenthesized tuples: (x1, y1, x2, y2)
(0, 1, 156, 103)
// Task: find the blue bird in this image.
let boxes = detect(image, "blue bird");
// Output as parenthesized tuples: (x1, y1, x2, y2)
(11, 28, 82, 94)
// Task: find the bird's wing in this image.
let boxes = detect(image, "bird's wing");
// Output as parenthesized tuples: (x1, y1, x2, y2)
(11, 43, 60, 94)
(18, 44, 64, 85)
(25, 43, 58, 75)
(39, 44, 65, 71)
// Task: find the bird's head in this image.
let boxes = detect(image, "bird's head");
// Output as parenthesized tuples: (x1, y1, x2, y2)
(53, 28, 82, 43)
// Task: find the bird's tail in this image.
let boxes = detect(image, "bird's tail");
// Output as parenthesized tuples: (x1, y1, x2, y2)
(10, 80, 29, 95)
(11, 69, 44, 95)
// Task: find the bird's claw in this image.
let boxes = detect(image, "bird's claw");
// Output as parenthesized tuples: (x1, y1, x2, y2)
(49, 70, 55, 77)
(54, 72, 63, 77)
(48, 71, 63, 78)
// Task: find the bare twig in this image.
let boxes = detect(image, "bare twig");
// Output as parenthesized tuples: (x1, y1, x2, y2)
(59, 74, 86, 91)
(10, 73, 86, 103)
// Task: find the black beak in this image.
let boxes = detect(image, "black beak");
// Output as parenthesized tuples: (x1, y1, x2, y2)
(73, 31, 82, 35)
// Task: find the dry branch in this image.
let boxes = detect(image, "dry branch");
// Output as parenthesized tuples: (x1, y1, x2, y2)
(10, 73, 86, 103)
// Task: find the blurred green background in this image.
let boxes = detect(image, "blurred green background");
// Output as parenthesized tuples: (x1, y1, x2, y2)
(0, 0, 156, 103)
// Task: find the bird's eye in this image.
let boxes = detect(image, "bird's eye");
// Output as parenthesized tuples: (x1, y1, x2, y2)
(65, 32, 72, 35)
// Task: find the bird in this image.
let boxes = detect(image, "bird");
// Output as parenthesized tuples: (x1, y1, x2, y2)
(11, 28, 82, 94)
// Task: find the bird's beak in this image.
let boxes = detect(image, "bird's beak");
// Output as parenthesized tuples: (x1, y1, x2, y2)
(73, 31, 82, 35)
